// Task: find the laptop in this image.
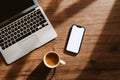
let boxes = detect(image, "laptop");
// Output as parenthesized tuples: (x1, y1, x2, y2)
(0, 0, 57, 64)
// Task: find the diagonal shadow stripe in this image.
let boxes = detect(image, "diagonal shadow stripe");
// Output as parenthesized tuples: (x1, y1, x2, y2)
(45, 0, 96, 26)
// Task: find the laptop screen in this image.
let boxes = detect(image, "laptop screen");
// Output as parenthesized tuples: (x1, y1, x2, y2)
(0, 0, 35, 24)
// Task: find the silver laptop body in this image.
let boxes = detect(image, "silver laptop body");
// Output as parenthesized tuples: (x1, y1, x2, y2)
(0, 0, 57, 64)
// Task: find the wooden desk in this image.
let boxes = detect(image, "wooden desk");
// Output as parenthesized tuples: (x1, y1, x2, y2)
(0, 0, 120, 80)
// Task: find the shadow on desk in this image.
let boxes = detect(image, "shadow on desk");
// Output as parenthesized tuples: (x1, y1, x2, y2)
(45, 0, 96, 27)
(27, 61, 56, 80)
(0, 53, 6, 65)
(75, 0, 120, 80)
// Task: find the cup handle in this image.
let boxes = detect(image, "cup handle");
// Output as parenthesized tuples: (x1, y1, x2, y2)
(60, 60, 66, 65)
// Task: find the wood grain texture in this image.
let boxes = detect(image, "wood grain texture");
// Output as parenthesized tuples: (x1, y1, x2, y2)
(0, 0, 120, 80)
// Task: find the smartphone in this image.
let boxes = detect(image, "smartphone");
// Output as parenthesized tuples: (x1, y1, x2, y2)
(66, 24, 85, 54)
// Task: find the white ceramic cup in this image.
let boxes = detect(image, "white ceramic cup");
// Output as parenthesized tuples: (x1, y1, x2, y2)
(43, 51, 66, 68)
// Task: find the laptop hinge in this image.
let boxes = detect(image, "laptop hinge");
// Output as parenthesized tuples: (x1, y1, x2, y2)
(35, 6, 40, 10)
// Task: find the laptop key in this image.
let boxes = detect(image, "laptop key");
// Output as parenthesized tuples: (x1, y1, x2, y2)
(0, 39, 3, 43)
(8, 43, 12, 47)
(2, 47, 5, 50)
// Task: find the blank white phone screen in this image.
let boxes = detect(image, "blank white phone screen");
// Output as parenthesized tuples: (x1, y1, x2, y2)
(66, 25, 84, 53)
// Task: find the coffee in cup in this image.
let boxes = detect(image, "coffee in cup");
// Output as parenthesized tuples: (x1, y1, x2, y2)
(43, 51, 65, 68)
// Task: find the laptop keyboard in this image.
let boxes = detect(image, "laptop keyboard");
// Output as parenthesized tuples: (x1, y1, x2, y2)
(0, 9, 48, 50)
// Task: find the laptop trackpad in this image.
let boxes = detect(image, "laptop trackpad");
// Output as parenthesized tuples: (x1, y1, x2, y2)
(18, 35, 41, 53)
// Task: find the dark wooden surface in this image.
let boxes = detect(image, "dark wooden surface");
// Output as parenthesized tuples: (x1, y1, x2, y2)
(0, 0, 120, 80)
